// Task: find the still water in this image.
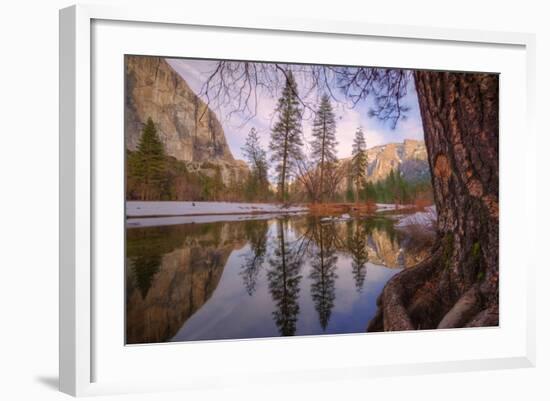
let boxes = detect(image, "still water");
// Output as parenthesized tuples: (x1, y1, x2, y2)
(126, 215, 429, 344)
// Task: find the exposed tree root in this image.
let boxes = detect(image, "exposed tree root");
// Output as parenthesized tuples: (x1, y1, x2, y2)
(367, 248, 442, 332)
(437, 286, 481, 329)
(367, 248, 496, 332)
(465, 305, 499, 327)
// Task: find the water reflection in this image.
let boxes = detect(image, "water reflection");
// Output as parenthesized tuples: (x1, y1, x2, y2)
(267, 220, 304, 336)
(347, 222, 369, 292)
(305, 220, 338, 331)
(126, 215, 430, 344)
(239, 220, 269, 296)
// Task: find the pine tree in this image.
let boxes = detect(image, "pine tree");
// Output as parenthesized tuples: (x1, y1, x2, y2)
(310, 94, 337, 203)
(130, 117, 166, 200)
(242, 127, 269, 200)
(270, 71, 303, 202)
(350, 127, 368, 203)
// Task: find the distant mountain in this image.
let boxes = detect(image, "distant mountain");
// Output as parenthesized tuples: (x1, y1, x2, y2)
(341, 139, 430, 183)
(366, 139, 430, 182)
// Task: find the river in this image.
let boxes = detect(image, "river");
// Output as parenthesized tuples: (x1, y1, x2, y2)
(126, 214, 431, 344)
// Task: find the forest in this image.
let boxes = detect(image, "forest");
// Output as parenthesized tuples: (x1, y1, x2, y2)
(126, 88, 432, 206)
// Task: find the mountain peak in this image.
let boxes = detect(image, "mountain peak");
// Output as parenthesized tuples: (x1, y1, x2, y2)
(366, 140, 429, 182)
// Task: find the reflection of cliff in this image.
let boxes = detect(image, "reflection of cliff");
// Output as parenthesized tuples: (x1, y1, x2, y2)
(299, 218, 430, 269)
(366, 227, 402, 268)
(360, 222, 429, 268)
(126, 222, 247, 344)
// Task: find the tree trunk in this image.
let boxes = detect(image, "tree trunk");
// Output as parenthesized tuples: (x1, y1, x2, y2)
(281, 135, 288, 203)
(369, 71, 499, 331)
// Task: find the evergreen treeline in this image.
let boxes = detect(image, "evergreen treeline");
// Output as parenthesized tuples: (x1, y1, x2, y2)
(346, 169, 433, 205)
(126, 118, 254, 201)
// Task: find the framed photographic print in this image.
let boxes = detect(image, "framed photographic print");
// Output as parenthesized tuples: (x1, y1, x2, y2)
(59, 4, 536, 397)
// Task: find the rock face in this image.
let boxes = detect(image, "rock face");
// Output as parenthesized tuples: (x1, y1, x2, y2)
(366, 139, 429, 182)
(185, 159, 250, 188)
(338, 139, 429, 191)
(125, 55, 249, 185)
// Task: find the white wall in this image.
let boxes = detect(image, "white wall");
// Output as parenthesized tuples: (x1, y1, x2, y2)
(0, 0, 547, 399)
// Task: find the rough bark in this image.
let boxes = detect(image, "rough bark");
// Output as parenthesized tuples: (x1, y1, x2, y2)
(368, 71, 499, 331)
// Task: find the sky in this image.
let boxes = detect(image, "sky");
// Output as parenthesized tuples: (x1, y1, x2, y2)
(167, 58, 425, 161)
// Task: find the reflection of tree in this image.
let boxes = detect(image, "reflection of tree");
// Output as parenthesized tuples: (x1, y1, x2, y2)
(267, 219, 304, 336)
(308, 219, 338, 331)
(346, 221, 369, 292)
(364, 217, 397, 243)
(130, 254, 161, 300)
(240, 220, 269, 295)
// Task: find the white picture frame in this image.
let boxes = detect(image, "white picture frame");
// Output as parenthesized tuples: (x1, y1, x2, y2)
(59, 3, 536, 397)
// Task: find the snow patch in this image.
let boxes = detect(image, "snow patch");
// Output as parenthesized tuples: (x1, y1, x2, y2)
(395, 206, 437, 228)
(127, 201, 308, 217)
(127, 213, 287, 228)
(375, 203, 415, 211)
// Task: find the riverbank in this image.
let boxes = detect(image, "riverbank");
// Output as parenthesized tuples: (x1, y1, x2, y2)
(126, 201, 431, 227)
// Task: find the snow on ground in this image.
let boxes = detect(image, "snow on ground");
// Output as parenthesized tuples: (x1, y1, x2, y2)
(125, 201, 435, 228)
(320, 214, 351, 223)
(375, 203, 415, 211)
(395, 206, 437, 228)
(126, 201, 308, 217)
(127, 213, 288, 228)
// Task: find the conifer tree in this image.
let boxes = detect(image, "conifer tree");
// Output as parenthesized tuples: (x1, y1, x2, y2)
(130, 117, 166, 200)
(310, 94, 338, 203)
(242, 127, 269, 199)
(350, 127, 368, 203)
(270, 71, 303, 202)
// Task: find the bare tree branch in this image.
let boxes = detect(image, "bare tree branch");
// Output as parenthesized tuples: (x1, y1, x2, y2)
(198, 61, 413, 129)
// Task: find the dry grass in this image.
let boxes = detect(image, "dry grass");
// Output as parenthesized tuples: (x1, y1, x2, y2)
(307, 202, 377, 216)
(414, 198, 433, 210)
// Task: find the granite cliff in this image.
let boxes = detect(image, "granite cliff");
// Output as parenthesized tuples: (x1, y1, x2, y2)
(125, 55, 249, 186)
(336, 139, 429, 194)
(365, 139, 429, 183)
